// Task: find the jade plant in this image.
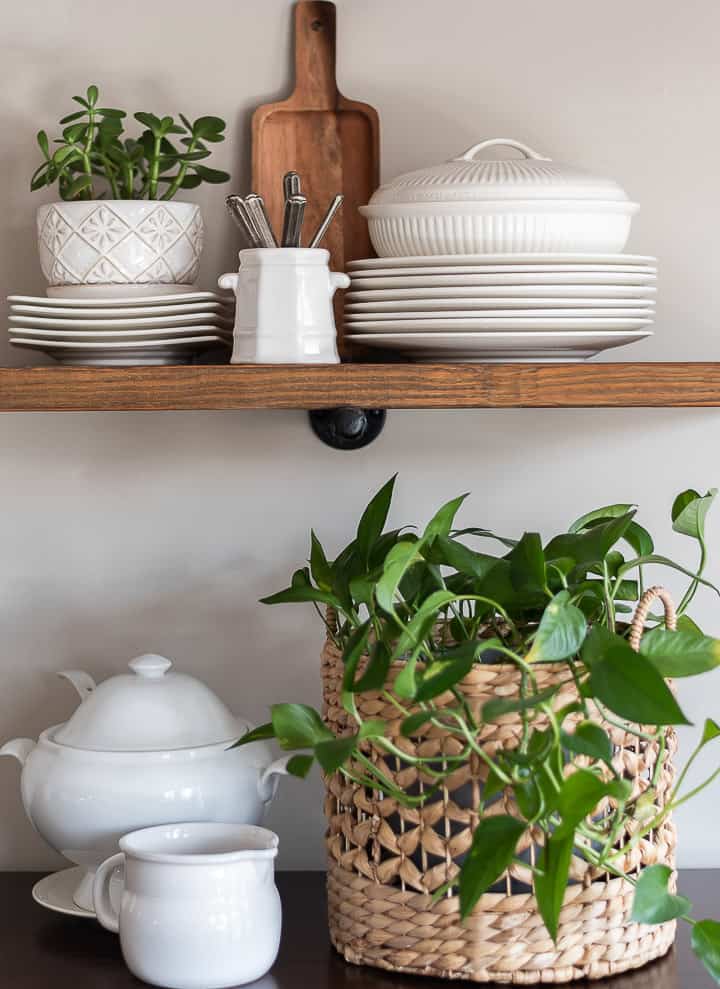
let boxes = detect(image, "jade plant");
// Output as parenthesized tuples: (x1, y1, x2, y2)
(31, 84, 230, 201)
(240, 477, 720, 982)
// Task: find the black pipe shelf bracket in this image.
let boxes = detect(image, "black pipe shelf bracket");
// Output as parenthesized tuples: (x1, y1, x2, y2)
(308, 407, 387, 449)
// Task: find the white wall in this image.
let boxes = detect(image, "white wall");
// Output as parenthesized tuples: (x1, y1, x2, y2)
(1, 0, 720, 870)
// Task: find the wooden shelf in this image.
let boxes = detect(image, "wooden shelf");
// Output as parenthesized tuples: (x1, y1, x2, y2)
(0, 362, 719, 411)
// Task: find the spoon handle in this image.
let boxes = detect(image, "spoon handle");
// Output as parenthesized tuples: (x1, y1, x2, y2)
(308, 194, 344, 249)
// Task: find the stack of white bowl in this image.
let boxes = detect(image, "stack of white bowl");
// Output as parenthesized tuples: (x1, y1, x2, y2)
(8, 291, 234, 366)
(346, 139, 656, 362)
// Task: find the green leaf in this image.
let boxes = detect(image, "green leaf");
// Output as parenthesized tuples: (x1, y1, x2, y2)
(581, 625, 622, 667)
(545, 511, 636, 569)
(358, 719, 386, 740)
(556, 769, 630, 835)
(692, 920, 720, 982)
(376, 539, 424, 613)
(341, 621, 372, 693)
(561, 721, 613, 764)
(97, 107, 126, 118)
(423, 535, 499, 581)
(702, 718, 720, 745)
(229, 722, 274, 748)
(36, 130, 50, 158)
(309, 530, 332, 590)
(672, 488, 716, 539)
(356, 475, 396, 567)
(415, 643, 479, 702)
(569, 504, 654, 557)
(482, 683, 559, 722)
(63, 173, 93, 199)
(508, 532, 546, 594)
(270, 703, 332, 750)
(392, 589, 457, 661)
(259, 566, 339, 609)
(534, 831, 574, 942)
(631, 864, 691, 924)
(423, 494, 468, 542)
(193, 115, 227, 140)
(72, 94, 90, 108)
(458, 815, 525, 918)
(134, 111, 163, 134)
(527, 591, 587, 663)
(314, 735, 357, 774)
(353, 639, 392, 692)
(58, 111, 85, 125)
(394, 654, 420, 699)
(191, 164, 231, 183)
(589, 641, 691, 726)
(639, 628, 720, 677)
(400, 710, 435, 736)
(286, 754, 314, 778)
(86, 84, 99, 106)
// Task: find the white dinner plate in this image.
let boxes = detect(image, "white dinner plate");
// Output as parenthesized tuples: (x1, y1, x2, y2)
(347, 253, 657, 270)
(8, 292, 233, 308)
(7, 325, 233, 342)
(11, 302, 233, 319)
(348, 273, 657, 289)
(346, 317, 654, 334)
(349, 264, 657, 278)
(345, 300, 655, 314)
(10, 313, 234, 331)
(346, 330, 652, 361)
(11, 335, 229, 351)
(345, 284, 657, 302)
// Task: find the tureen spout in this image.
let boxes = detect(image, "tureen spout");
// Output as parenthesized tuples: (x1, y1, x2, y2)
(0, 738, 36, 766)
(57, 669, 96, 701)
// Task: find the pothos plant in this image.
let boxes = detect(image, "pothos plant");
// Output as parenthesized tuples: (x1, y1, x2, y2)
(31, 84, 230, 201)
(239, 477, 720, 982)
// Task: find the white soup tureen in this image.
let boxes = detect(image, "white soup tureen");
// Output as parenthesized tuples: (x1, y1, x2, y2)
(1, 654, 289, 911)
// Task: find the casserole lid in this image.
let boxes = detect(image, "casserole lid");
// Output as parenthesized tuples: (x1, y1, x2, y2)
(368, 138, 631, 206)
(53, 654, 242, 751)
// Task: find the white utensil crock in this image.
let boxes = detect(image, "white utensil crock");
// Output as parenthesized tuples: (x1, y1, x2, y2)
(93, 822, 281, 989)
(219, 248, 349, 363)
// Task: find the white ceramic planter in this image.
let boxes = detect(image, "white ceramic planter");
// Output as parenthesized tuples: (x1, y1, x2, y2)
(36, 200, 204, 298)
(94, 823, 282, 989)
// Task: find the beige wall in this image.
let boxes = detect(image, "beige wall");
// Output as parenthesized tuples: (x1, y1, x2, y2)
(1, 0, 719, 870)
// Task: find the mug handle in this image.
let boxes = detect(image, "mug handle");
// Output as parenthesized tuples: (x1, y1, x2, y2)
(92, 852, 124, 933)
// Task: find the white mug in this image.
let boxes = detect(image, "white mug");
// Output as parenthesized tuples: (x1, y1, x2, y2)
(93, 822, 281, 989)
(219, 248, 350, 364)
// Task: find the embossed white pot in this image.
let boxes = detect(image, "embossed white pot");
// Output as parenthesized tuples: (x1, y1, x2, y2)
(1, 654, 290, 912)
(36, 200, 204, 298)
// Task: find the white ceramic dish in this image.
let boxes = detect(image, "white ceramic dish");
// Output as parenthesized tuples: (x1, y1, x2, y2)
(10, 313, 233, 331)
(345, 301, 655, 314)
(348, 273, 657, 289)
(9, 292, 232, 308)
(345, 285, 657, 302)
(33, 865, 123, 919)
(346, 329, 652, 361)
(361, 138, 638, 256)
(11, 303, 233, 319)
(94, 823, 281, 989)
(347, 253, 656, 270)
(7, 326, 233, 342)
(1, 655, 290, 912)
(347, 317, 654, 334)
(349, 264, 656, 278)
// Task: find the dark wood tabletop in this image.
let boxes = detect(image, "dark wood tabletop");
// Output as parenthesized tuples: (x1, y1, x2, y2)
(1, 870, 715, 988)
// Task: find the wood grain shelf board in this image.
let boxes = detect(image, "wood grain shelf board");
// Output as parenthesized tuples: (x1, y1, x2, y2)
(0, 363, 718, 412)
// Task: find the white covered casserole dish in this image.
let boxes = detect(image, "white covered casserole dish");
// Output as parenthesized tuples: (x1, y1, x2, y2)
(359, 138, 639, 257)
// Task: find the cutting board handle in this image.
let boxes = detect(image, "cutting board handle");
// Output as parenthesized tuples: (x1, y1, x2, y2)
(292, 1, 338, 109)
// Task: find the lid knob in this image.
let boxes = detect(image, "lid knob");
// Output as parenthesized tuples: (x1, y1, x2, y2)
(128, 654, 173, 680)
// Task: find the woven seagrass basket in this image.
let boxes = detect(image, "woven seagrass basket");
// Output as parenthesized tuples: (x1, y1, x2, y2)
(321, 586, 679, 984)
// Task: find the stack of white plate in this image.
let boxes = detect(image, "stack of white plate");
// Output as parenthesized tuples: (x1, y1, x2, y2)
(344, 254, 657, 362)
(8, 292, 235, 366)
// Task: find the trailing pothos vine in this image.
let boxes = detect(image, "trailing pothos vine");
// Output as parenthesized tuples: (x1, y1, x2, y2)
(239, 477, 720, 982)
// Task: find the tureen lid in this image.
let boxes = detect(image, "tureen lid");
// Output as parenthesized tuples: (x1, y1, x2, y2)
(368, 138, 631, 206)
(53, 654, 241, 752)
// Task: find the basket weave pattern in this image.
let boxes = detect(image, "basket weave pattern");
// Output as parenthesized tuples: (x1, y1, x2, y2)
(321, 592, 678, 983)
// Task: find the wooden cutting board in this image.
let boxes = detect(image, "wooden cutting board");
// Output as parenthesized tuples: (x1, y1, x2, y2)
(252, 0, 380, 358)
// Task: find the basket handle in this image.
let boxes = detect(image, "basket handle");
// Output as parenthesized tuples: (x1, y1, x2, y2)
(628, 585, 677, 652)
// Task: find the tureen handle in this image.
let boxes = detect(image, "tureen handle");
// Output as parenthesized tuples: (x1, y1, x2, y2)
(57, 670, 96, 701)
(454, 138, 551, 162)
(257, 754, 295, 805)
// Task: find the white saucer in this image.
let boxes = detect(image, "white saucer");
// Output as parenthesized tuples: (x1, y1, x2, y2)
(11, 303, 234, 320)
(10, 313, 233, 331)
(345, 284, 657, 302)
(347, 253, 657, 269)
(32, 865, 123, 919)
(348, 272, 657, 289)
(9, 292, 233, 308)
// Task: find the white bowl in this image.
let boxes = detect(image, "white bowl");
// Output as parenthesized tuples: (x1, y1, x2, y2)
(360, 200, 638, 258)
(37, 200, 204, 298)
